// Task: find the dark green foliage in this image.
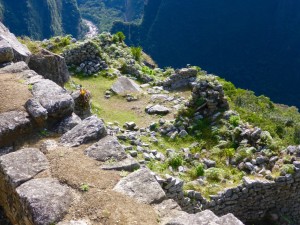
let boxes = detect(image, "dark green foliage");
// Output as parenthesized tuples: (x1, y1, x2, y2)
(168, 155, 183, 169)
(189, 164, 205, 179)
(1, 0, 82, 39)
(113, 31, 126, 43)
(229, 115, 240, 127)
(131, 46, 142, 61)
(77, 0, 144, 32)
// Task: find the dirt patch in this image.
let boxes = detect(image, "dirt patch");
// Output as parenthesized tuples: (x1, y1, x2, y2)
(0, 74, 32, 113)
(46, 145, 159, 225)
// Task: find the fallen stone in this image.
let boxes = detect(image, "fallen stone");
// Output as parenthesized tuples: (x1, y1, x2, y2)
(16, 178, 72, 225)
(0, 148, 49, 187)
(84, 135, 127, 162)
(28, 49, 69, 86)
(145, 104, 170, 115)
(55, 113, 82, 134)
(113, 168, 166, 204)
(32, 79, 74, 119)
(111, 76, 142, 95)
(60, 115, 107, 147)
(101, 157, 140, 172)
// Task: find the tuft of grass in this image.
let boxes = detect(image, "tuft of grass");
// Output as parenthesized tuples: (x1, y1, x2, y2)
(80, 184, 89, 192)
(168, 155, 183, 170)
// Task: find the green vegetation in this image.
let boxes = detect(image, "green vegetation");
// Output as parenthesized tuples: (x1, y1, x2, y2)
(77, 0, 144, 32)
(168, 155, 183, 170)
(219, 78, 300, 147)
(113, 31, 126, 43)
(131, 46, 142, 62)
(80, 184, 90, 192)
(188, 164, 205, 179)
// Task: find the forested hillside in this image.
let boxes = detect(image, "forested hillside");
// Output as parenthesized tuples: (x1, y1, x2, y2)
(78, 0, 144, 32)
(113, 0, 300, 108)
(0, 0, 82, 39)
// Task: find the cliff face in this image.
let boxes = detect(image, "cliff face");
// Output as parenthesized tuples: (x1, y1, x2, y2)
(0, 0, 82, 39)
(112, 0, 300, 108)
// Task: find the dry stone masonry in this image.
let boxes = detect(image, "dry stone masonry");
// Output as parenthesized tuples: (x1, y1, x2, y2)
(62, 40, 108, 75)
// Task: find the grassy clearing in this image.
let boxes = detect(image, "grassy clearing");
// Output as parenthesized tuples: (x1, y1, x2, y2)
(66, 73, 166, 127)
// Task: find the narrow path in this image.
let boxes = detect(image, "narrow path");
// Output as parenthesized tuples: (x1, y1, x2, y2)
(83, 19, 99, 39)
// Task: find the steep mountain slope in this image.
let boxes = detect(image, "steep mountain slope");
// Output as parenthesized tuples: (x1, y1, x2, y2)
(77, 0, 144, 32)
(0, 0, 82, 39)
(112, 0, 300, 108)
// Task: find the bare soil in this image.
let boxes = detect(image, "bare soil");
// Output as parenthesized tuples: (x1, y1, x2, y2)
(46, 144, 159, 225)
(0, 74, 32, 113)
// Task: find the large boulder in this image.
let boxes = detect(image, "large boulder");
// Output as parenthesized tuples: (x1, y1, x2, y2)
(16, 178, 72, 225)
(32, 79, 74, 119)
(25, 98, 48, 126)
(60, 115, 107, 147)
(84, 135, 127, 162)
(0, 111, 32, 147)
(0, 148, 49, 187)
(111, 76, 142, 95)
(0, 22, 31, 63)
(113, 168, 166, 204)
(28, 49, 69, 86)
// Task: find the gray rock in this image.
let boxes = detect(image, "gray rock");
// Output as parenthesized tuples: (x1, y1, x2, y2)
(40, 140, 58, 154)
(101, 157, 140, 172)
(55, 113, 82, 134)
(32, 79, 74, 119)
(16, 178, 72, 225)
(28, 49, 69, 86)
(203, 158, 216, 168)
(145, 104, 170, 115)
(0, 22, 31, 63)
(111, 76, 142, 95)
(0, 61, 29, 74)
(113, 168, 166, 204)
(60, 115, 107, 147)
(179, 130, 188, 138)
(57, 220, 91, 225)
(0, 148, 49, 187)
(218, 213, 244, 225)
(245, 162, 255, 171)
(0, 39, 14, 63)
(84, 135, 127, 162)
(25, 98, 48, 125)
(0, 111, 32, 147)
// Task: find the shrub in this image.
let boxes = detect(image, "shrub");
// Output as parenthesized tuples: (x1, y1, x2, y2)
(280, 164, 295, 175)
(131, 46, 142, 61)
(113, 31, 126, 43)
(168, 155, 183, 169)
(205, 168, 225, 182)
(189, 164, 205, 179)
(80, 184, 89, 192)
(229, 115, 240, 127)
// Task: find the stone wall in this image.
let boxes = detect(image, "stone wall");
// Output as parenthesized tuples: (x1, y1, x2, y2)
(62, 41, 107, 75)
(160, 68, 198, 90)
(155, 171, 300, 224)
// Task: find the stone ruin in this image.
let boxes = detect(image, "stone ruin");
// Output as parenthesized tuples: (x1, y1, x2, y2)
(62, 40, 108, 75)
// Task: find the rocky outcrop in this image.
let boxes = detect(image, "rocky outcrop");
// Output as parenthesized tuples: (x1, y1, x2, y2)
(111, 76, 142, 95)
(54, 113, 82, 134)
(0, 22, 31, 63)
(113, 168, 166, 204)
(101, 157, 140, 172)
(28, 49, 69, 86)
(60, 115, 107, 147)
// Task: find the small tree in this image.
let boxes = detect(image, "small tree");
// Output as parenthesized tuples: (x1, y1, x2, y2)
(113, 31, 126, 43)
